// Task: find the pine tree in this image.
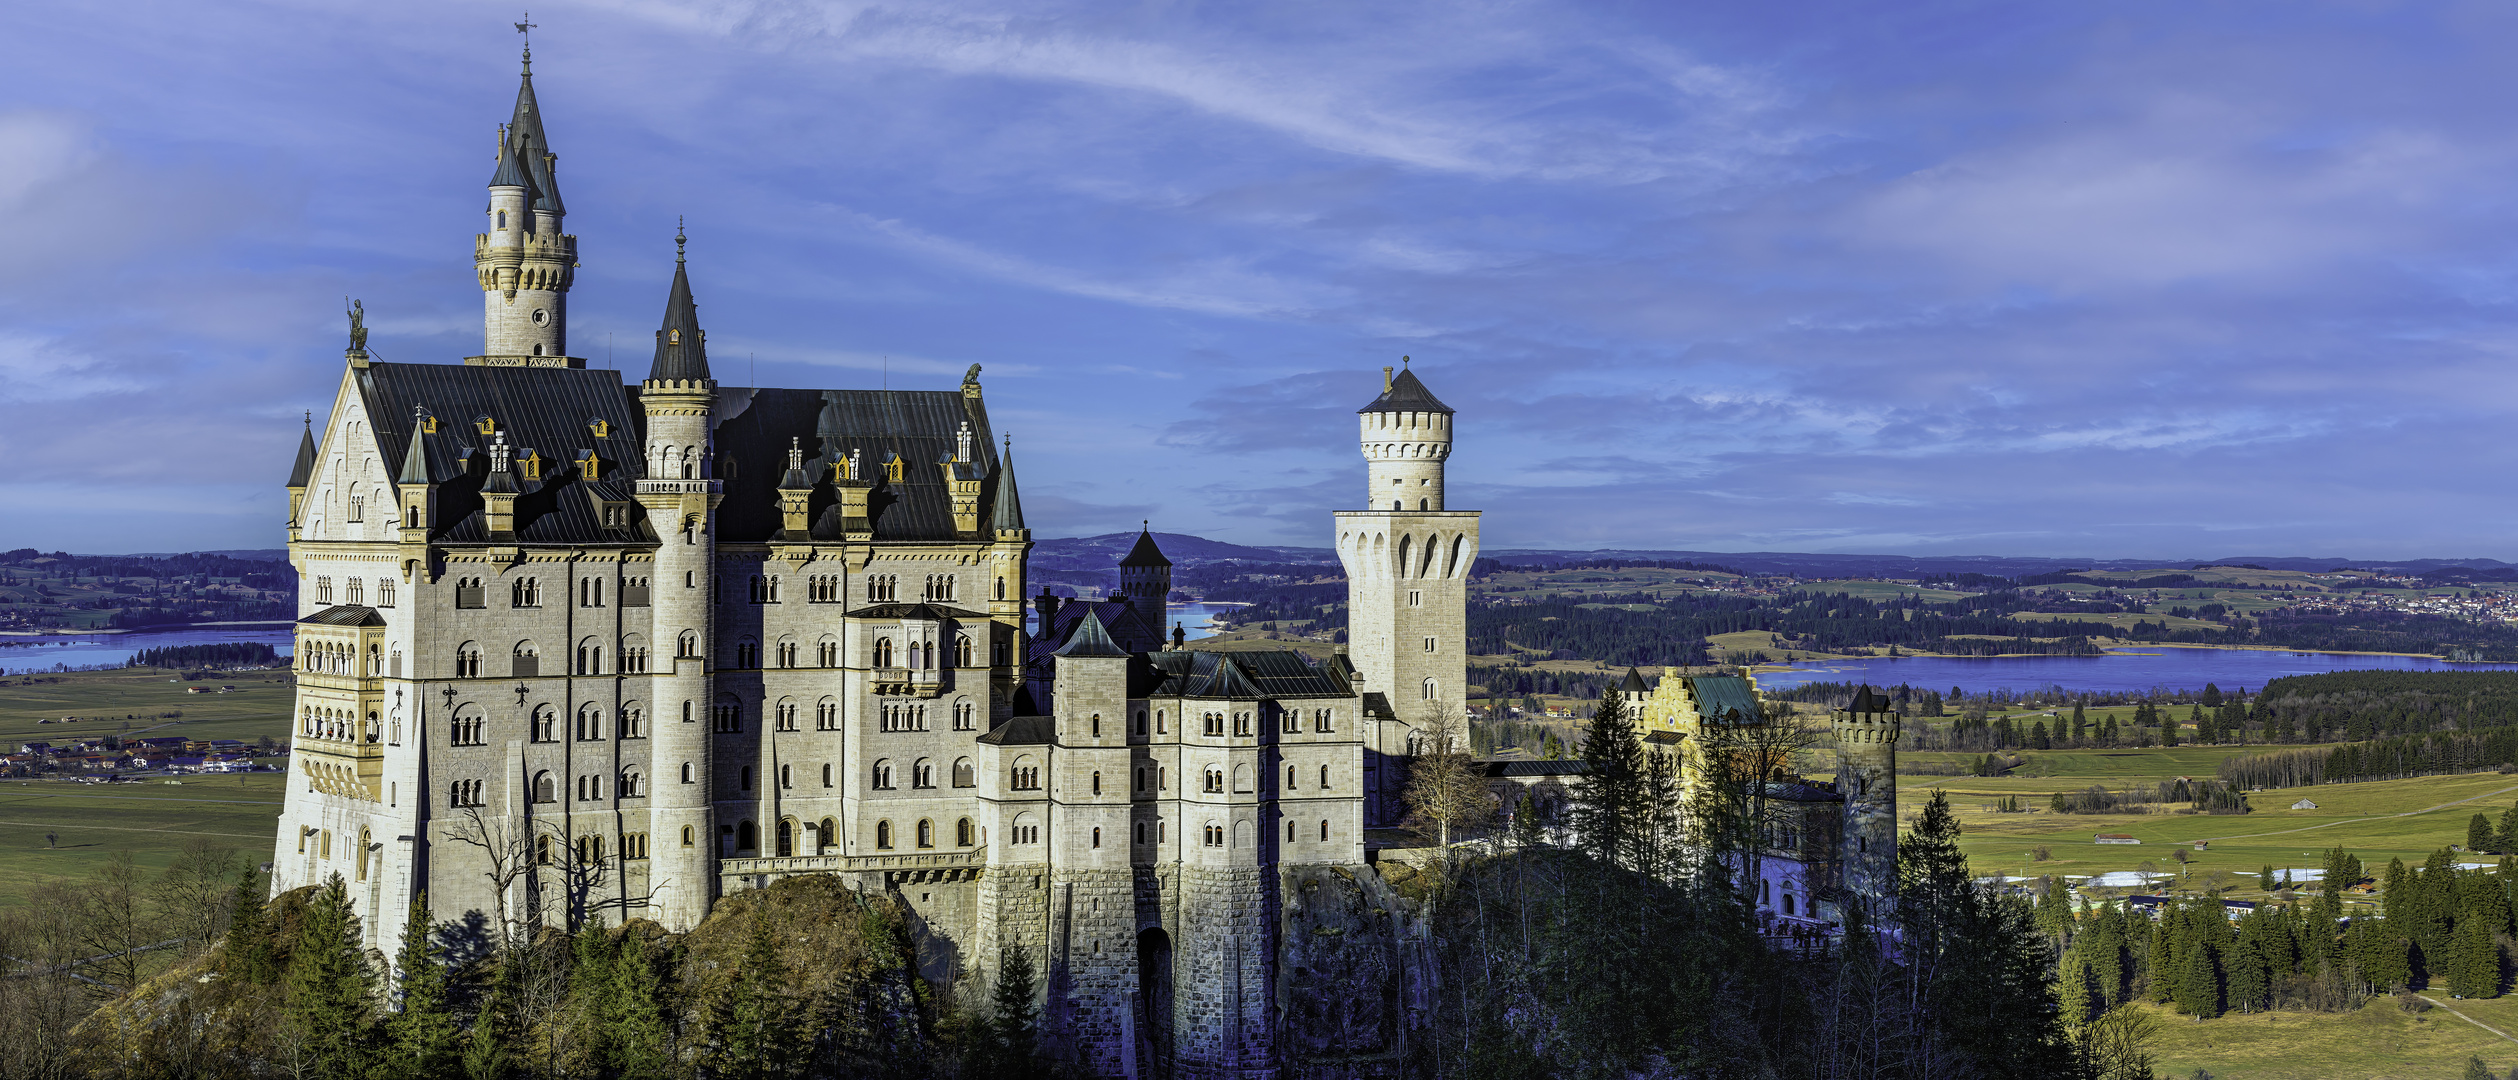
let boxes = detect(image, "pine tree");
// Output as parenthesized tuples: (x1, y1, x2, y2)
(2463, 1056, 2492, 1080)
(283, 874, 377, 1077)
(2203, 683, 2223, 708)
(2226, 913, 2271, 1013)
(219, 863, 279, 984)
(2057, 948, 2094, 1028)
(463, 980, 513, 1080)
(2260, 865, 2276, 892)
(2173, 911, 2221, 1018)
(992, 942, 1040, 1077)
(2449, 911, 2502, 999)
(2498, 803, 2518, 853)
(378, 892, 460, 1080)
(1572, 687, 1645, 867)
(704, 916, 804, 1078)
(2476, 814, 2499, 855)
(2071, 702, 2088, 745)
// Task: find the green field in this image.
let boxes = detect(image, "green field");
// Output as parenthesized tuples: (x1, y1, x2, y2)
(0, 668, 292, 906)
(0, 775, 286, 905)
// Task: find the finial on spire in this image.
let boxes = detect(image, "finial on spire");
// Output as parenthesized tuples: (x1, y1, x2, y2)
(675, 217, 686, 265)
(303, 410, 311, 427)
(788, 437, 803, 470)
(515, 12, 537, 73)
(1403, 354, 1411, 366)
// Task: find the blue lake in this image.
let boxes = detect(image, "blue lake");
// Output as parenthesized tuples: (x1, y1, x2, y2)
(0, 625, 298, 675)
(1757, 646, 2518, 697)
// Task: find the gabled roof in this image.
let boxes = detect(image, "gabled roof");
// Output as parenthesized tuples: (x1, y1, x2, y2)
(287, 420, 318, 488)
(1119, 526, 1170, 568)
(1054, 608, 1129, 658)
(1357, 366, 1454, 415)
(355, 362, 646, 545)
(298, 605, 385, 627)
(1682, 675, 1762, 726)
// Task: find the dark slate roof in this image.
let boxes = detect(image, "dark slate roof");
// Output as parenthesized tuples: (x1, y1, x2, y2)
(1226, 650, 1351, 699)
(487, 134, 534, 189)
(287, 421, 318, 488)
(844, 603, 987, 621)
(1620, 667, 1651, 694)
(299, 605, 385, 627)
(1757, 780, 1843, 803)
(709, 387, 997, 544)
(1053, 608, 1128, 657)
(355, 362, 648, 546)
(524, 134, 564, 216)
(991, 450, 1025, 531)
(1684, 675, 1763, 726)
(1119, 526, 1170, 567)
(1480, 760, 1588, 777)
(647, 255, 710, 383)
(1357, 366, 1454, 415)
(976, 716, 1055, 746)
(1037, 599, 1163, 657)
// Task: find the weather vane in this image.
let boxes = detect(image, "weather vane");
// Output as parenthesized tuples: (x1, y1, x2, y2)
(515, 12, 536, 41)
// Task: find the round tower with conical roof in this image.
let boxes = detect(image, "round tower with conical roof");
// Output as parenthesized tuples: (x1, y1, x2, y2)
(475, 47, 577, 362)
(634, 231, 719, 930)
(1832, 686, 1902, 911)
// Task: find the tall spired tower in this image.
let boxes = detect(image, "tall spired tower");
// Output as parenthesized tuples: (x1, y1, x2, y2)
(1335, 359, 1480, 824)
(635, 231, 720, 929)
(474, 45, 577, 363)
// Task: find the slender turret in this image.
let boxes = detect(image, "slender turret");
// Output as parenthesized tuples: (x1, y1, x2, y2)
(633, 230, 720, 929)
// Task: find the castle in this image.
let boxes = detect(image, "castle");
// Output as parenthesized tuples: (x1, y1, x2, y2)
(272, 49, 1473, 1078)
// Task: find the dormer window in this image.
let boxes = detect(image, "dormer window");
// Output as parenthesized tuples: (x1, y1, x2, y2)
(669, 328, 681, 345)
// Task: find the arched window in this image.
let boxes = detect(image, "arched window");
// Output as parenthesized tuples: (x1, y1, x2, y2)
(874, 637, 894, 667)
(531, 771, 555, 803)
(1233, 763, 1251, 793)
(736, 820, 757, 852)
(1091, 826, 1102, 848)
(1320, 764, 1331, 789)
(913, 759, 935, 789)
(776, 819, 794, 857)
(876, 820, 894, 850)
(1422, 677, 1438, 700)
(818, 817, 837, 854)
(574, 637, 602, 675)
(455, 641, 482, 679)
(681, 761, 694, 784)
(1011, 813, 1040, 845)
(1010, 756, 1040, 791)
(510, 640, 539, 678)
(575, 703, 603, 741)
(678, 630, 700, 658)
(1204, 766, 1223, 793)
(956, 818, 974, 846)
(1321, 819, 1330, 841)
(619, 768, 642, 797)
(953, 635, 973, 668)
(917, 819, 935, 848)
(873, 760, 896, 790)
(952, 758, 976, 788)
(531, 705, 556, 743)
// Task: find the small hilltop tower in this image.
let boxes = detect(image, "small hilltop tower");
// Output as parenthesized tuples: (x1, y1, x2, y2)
(1116, 523, 1172, 634)
(1832, 686, 1902, 911)
(474, 45, 577, 363)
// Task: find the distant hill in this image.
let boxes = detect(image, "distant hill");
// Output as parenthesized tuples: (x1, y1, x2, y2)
(1480, 549, 2518, 580)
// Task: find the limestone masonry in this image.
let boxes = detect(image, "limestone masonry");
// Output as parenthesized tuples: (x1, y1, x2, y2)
(272, 48, 1472, 1079)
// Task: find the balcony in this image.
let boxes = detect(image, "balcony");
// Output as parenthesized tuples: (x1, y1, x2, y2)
(720, 848, 986, 889)
(635, 479, 721, 495)
(872, 667, 944, 698)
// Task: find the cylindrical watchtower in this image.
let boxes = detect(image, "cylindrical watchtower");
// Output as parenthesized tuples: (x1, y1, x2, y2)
(635, 234, 719, 930)
(1358, 360, 1451, 512)
(1832, 686, 1901, 912)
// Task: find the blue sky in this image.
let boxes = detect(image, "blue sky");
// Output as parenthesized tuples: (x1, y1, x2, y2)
(6, 2, 2518, 559)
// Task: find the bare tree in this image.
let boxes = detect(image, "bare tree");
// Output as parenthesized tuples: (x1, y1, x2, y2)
(1691, 710, 1821, 904)
(75, 851, 160, 998)
(150, 836, 241, 953)
(0, 883, 92, 1080)
(447, 806, 539, 950)
(1405, 702, 1494, 868)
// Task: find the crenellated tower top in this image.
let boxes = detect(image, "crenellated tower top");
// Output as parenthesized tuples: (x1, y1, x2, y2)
(471, 45, 579, 366)
(1357, 356, 1454, 512)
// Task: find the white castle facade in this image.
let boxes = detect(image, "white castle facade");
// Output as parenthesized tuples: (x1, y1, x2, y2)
(272, 51, 1476, 1078)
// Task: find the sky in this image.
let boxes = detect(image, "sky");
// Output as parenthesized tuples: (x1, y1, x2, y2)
(6, 2, 2518, 560)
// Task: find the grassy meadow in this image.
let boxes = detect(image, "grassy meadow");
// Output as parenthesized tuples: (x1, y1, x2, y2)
(0, 667, 291, 906)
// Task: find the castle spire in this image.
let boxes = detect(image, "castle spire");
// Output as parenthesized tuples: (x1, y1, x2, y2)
(286, 412, 318, 488)
(991, 436, 1026, 533)
(647, 226, 711, 383)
